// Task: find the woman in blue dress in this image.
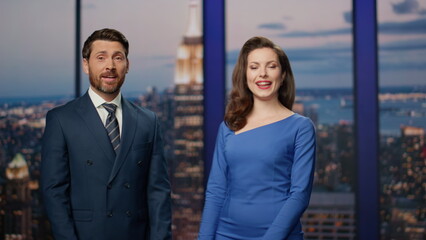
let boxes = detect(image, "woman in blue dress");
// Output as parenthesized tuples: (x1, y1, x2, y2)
(198, 36, 316, 240)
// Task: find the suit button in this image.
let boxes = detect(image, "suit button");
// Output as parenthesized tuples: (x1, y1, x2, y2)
(107, 184, 112, 189)
(107, 211, 113, 217)
(137, 160, 143, 166)
(86, 160, 93, 166)
(124, 183, 130, 189)
(126, 210, 131, 217)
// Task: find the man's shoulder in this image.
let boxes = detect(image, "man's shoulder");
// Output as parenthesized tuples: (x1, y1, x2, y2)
(47, 95, 86, 115)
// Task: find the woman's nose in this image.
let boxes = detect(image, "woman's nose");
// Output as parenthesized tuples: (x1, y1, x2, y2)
(259, 67, 267, 78)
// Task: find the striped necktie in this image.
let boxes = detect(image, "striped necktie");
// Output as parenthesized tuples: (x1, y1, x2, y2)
(102, 103, 120, 154)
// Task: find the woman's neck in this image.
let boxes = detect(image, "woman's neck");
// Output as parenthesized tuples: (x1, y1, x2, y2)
(250, 98, 288, 118)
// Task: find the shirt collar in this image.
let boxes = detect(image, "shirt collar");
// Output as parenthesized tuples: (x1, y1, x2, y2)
(88, 87, 122, 109)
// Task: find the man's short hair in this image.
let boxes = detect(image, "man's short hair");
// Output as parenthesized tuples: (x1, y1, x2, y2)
(82, 28, 129, 59)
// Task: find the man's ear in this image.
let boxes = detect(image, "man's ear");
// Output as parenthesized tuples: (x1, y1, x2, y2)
(82, 58, 89, 74)
(126, 59, 130, 73)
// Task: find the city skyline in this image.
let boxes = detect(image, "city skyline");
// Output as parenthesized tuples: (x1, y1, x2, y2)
(1, 86, 424, 239)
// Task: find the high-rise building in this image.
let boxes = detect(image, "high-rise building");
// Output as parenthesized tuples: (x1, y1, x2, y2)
(171, 1, 204, 239)
(4, 153, 32, 240)
(302, 192, 356, 240)
(380, 125, 426, 240)
(393, 126, 424, 239)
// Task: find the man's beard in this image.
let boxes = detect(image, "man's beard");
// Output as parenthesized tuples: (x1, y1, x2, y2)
(90, 75, 124, 94)
(96, 84, 120, 94)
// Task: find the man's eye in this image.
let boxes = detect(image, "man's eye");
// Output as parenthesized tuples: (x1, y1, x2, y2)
(115, 56, 123, 61)
(97, 56, 105, 60)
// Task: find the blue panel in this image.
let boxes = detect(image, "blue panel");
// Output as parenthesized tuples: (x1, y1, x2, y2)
(75, 0, 81, 97)
(203, 0, 226, 185)
(353, 0, 379, 239)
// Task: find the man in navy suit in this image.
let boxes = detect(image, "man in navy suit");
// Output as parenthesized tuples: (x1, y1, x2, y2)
(41, 28, 171, 240)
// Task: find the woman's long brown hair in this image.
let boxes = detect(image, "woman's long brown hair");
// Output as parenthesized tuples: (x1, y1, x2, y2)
(224, 36, 295, 131)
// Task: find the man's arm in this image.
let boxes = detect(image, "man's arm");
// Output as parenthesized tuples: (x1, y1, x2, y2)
(41, 110, 78, 240)
(147, 115, 172, 240)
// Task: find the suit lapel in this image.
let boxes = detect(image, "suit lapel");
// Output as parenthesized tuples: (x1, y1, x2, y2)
(76, 92, 116, 164)
(108, 97, 137, 183)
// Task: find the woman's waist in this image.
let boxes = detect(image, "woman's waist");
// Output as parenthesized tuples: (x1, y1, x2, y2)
(226, 187, 290, 202)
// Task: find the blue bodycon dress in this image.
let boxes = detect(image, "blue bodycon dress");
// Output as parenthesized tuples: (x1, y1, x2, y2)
(198, 114, 316, 240)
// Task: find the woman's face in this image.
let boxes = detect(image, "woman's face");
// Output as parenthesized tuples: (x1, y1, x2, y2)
(246, 47, 284, 102)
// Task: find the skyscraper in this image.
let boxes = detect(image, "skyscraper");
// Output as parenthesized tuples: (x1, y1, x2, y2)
(171, 1, 204, 239)
(302, 192, 356, 240)
(4, 153, 32, 240)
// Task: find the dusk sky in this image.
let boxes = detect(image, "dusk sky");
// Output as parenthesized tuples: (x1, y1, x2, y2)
(0, 0, 425, 98)
(227, 0, 426, 89)
(0, 0, 192, 98)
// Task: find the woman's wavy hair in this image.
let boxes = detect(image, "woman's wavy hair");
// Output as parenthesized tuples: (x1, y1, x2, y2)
(224, 36, 295, 131)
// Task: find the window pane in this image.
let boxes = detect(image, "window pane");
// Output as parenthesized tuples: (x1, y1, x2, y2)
(82, 1, 204, 238)
(378, 1, 426, 239)
(0, 1, 74, 239)
(227, 1, 356, 239)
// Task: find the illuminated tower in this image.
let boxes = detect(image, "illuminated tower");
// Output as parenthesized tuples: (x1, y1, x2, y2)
(4, 153, 32, 240)
(172, 0, 204, 239)
(174, 0, 203, 85)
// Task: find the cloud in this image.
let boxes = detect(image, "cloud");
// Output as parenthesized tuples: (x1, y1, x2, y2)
(343, 11, 352, 24)
(83, 3, 96, 9)
(162, 63, 175, 68)
(392, 0, 420, 14)
(379, 61, 426, 71)
(143, 54, 175, 61)
(227, 36, 426, 78)
(378, 39, 426, 71)
(379, 38, 426, 51)
(279, 28, 351, 38)
(227, 44, 352, 76)
(379, 18, 426, 34)
(258, 23, 286, 30)
(275, 18, 425, 38)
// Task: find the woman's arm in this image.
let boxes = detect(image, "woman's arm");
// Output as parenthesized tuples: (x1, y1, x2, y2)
(198, 122, 229, 240)
(263, 118, 316, 240)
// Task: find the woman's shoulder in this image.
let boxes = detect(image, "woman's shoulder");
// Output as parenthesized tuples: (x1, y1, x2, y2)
(218, 121, 233, 133)
(290, 113, 315, 130)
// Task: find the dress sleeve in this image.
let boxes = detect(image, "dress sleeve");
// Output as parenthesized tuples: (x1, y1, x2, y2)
(198, 122, 228, 240)
(262, 118, 316, 240)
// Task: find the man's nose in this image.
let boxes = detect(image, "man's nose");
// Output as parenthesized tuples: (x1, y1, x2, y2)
(106, 58, 116, 70)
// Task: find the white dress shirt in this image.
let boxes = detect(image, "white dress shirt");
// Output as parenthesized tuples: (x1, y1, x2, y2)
(88, 87, 123, 137)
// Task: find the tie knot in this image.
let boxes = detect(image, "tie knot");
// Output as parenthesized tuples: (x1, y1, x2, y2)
(102, 103, 117, 114)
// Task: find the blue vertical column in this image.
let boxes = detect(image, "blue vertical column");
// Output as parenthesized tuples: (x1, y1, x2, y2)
(75, 0, 81, 98)
(203, 0, 226, 184)
(353, 0, 379, 239)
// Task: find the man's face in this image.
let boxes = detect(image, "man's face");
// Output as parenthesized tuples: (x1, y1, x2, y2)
(83, 40, 129, 100)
